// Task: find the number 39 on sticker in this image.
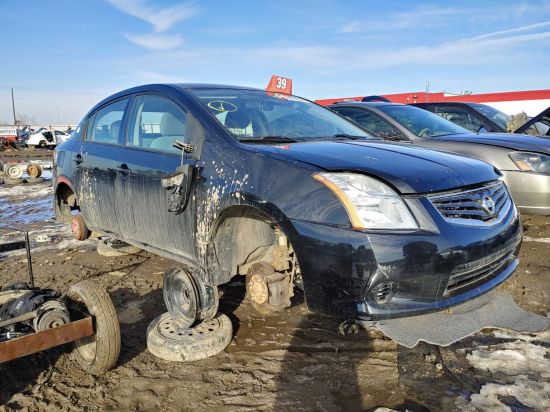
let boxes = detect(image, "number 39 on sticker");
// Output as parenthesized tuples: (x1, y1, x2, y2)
(266, 75, 293, 95)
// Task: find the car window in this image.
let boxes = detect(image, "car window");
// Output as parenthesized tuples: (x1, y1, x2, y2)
(432, 106, 484, 133)
(126, 95, 203, 156)
(189, 88, 372, 142)
(333, 107, 407, 140)
(85, 114, 95, 140)
(89, 99, 128, 144)
(469, 104, 511, 130)
(523, 119, 550, 136)
(377, 105, 470, 137)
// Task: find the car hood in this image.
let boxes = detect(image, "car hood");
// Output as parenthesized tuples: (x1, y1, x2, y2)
(432, 133, 550, 154)
(256, 141, 499, 194)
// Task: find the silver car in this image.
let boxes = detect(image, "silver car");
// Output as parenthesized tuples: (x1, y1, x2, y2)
(330, 102, 550, 215)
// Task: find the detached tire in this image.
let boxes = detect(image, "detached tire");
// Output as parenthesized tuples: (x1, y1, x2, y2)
(5, 164, 23, 179)
(72, 214, 90, 241)
(26, 164, 42, 178)
(67, 280, 121, 374)
(4, 177, 24, 185)
(147, 312, 232, 362)
(25, 177, 45, 184)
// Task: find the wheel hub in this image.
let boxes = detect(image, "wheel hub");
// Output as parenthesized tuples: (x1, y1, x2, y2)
(157, 314, 222, 341)
(34, 300, 70, 331)
(163, 267, 200, 329)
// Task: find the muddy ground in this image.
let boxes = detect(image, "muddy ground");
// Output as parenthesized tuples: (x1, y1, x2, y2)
(0, 166, 549, 411)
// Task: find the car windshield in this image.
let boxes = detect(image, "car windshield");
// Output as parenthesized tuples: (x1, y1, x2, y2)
(377, 105, 470, 137)
(189, 88, 373, 142)
(469, 103, 512, 130)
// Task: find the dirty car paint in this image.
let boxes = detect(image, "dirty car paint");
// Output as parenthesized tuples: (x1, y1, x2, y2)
(54, 84, 522, 320)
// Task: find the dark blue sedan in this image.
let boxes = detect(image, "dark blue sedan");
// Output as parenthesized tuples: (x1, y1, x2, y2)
(54, 84, 521, 325)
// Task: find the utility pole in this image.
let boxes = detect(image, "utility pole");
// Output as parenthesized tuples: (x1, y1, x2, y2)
(11, 88, 16, 124)
(425, 81, 430, 102)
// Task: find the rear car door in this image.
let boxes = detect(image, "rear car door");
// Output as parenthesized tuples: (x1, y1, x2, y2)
(114, 93, 204, 262)
(73, 98, 129, 236)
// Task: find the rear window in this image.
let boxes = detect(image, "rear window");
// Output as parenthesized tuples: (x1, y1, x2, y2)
(88, 99, 129, 144)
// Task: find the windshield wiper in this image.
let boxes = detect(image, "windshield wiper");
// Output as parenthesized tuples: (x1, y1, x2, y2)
(239, 136, 298, 143)
(312, 133, 370, 141)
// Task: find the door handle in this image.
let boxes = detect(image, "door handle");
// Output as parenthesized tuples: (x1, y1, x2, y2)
(116, 163, 130, 176)
(73, 154, 83, 165)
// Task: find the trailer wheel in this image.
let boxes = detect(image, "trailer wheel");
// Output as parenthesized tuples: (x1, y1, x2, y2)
(72, 214, 90, 241)
(67, 280, 121, 374)
(147, 312, 232, 362)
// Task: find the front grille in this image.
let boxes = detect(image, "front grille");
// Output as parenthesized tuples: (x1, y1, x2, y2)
(429, 181, 511, 225)
(444, 244, 517, 295)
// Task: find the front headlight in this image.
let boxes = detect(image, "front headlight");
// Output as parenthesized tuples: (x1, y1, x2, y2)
(509, 152, 550, 173)
(313, 172, 418, 230)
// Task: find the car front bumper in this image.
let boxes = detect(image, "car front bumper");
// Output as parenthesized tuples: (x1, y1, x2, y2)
(286, 200, 522, 320)
(502, 170, 550, 215)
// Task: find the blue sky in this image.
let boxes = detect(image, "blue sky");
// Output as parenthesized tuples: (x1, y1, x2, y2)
(1, 0, 549, 124)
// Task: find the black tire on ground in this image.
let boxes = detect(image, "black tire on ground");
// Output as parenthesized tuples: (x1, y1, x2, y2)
(67, 280, 121, 374)
(38, 140, 47, 148)
(72, 214, 90, 241)
(3, 177, 24, 185)
(147, 312, 233, 362)
(25, 177, 45, 184)
(0, 178, 3, 185)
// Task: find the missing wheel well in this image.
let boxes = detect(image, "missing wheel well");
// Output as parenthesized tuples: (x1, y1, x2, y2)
(55, 183, 79, 222)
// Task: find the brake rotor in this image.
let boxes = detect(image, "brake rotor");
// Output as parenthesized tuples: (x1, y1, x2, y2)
(247, 273, 269, 305)
(163, 267, 200, 329)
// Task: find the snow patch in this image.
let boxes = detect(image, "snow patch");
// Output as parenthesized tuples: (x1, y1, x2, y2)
(457, 330, 550, 411)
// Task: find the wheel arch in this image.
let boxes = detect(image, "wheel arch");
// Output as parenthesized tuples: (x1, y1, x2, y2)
(208, 202, 299, 285)
(55, 177, 79, 222)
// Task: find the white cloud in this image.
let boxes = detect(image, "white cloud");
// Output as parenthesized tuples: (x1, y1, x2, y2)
(107, 0, 196, 50)
(472, 20, 550, 40)
(340, 22, 362, 33)
(340, 5, 470, 34)
(123, 32, 183, 50)
(107, 0, 196, 32)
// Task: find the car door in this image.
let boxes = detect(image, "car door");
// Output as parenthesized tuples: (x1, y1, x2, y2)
(73, 98, 129, 236)
(114, 93, 204, 262)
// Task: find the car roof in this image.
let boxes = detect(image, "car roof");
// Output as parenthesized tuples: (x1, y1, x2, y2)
(329, 101, 401, 108)
(412, 102, 481, 106)
(87, 83, 264, 118)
